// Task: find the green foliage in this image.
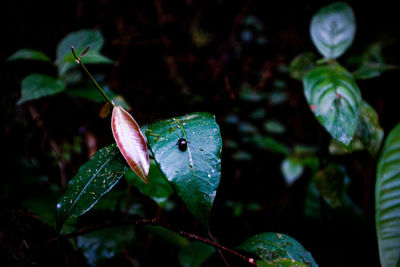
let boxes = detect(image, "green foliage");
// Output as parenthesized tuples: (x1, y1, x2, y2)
(376, 123, 400, 267)
(18, 74, 66, 104)
(303, 64, 361, 145)
(281, 157, 304, 186)
(56, 144, 128, 230)
(289, 52, 316, 80)
(7, 49, 51, 62)
(238, 232, 317, 266)
(125, 159, 173, 207)
(310, 2, 355, 59)
(257, 258, 308, 267)
(77, 226, 135, 266)
(178, 241, 215, 267)
(146, 112, 222, 227)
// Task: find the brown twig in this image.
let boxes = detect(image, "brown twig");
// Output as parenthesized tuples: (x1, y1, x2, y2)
(44, 217, 257, 266)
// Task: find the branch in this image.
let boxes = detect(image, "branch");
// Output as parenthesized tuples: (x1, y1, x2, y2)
(44, 217, 257, 266)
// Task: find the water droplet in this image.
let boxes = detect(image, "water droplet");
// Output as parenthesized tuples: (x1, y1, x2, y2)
(208, 174, 211, 178)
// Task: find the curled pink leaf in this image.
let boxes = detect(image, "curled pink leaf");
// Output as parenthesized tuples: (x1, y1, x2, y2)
(111, 105, 150, 183)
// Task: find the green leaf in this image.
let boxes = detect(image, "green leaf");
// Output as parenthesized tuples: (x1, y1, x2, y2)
(56, 144, 128, 230)
(18, 74, 66, 104)
(303, 65, 361, 145)
(77, 226, 135, 266)
(356, 101, 384, 156)
(55, 29, 108, 75)
(178, 241, 215, 267)
(257, 258, 308, 267)
(251, 136, 290, 155)
(238, 232, 317, 267)
(126, 159, 173, 206)
(329, 100, 384, 156)
(353, 63, 399, 80)
(61, 50, 114, 64)
(141, 225, 189, 247)
(289, 52, 316, 80)
(304, 181, 322, 218)
(146, 112, 222, 227)
(310, 2, 356, 59)
(376, 122, 400, 267)
(7, 49, 51, 62)
(313, 163, 348, 208)
(281, 157, 304, 186)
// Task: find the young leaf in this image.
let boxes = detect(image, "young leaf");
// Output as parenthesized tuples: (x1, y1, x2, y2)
(112, 105, 150, 184)
(310, 2, 356, 59)
(18, 74, 66, 104)
(56, 144, 128, 230)
(303, 65, 361, 145)
(376, 122, 400, 267)
(146, 112, 222, 227)
(77, 226, 135, 266)
(7, 49, 51, 62)
(125, 159, 173, 207)
(237, 232, 317, 267)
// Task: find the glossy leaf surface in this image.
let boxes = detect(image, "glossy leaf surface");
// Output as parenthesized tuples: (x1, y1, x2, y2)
(178, 241, 215, 267)
(310, 2, 355, 59)
(238, 232, 317, 267)
(18, 74, 66, 104)
(7, 49, 51, 62)
(376, 123, 400, 267)
(77, 226, 134, 266)
(257, 259, 308, 267)
(146, 112, 222, 227)
(112, 105, 150, 184)
(303, 65, 361, 145)
(56, 144, 128, 230)
(126, 159, 173, 206)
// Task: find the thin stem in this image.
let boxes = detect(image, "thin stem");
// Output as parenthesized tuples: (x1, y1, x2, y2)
(44, 217, 257, 266)
(71, 46, 115, 107)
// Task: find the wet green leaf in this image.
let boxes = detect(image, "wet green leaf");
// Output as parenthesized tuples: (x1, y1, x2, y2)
(281, 158, 304, 186)
(126, 159, 173, 206)
(178, 241, 215, 267)
(17, 74, 66, 104)
(146, 112, 222, 227)
(376, 122, 400, 267)
(7, 49, 51, 62)
(310, 2, 355, 59)
(56, 144, 128, 231)
(289, 52, 316, 80)
(257, 258, 308, 267)
(77, 226, 134, 266)
(303, 65, 361, 145)
(238, 232, 317, 267)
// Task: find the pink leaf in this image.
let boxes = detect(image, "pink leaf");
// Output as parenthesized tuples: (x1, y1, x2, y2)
(111, 105, 150, 183)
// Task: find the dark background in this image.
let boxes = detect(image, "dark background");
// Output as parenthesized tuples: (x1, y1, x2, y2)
(2, 0, 399, 266)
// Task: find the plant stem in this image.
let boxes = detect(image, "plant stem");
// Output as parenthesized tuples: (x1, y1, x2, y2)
(44, 217, 257, 266)
(71, 46, 114, 107)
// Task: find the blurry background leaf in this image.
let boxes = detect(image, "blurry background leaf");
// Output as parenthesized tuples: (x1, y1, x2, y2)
(281, 157, 304, 186)
(289, 52, 316, 80)
(303, 65, 361, 145)
(178, 241, 215, 267)
(375, 122, 400, 267)
(238, 232, 317, 266)
(304, 181, 322, 218)
(77, 225, 135, 266)
(125, 159, 173, 207)
(17, 74, 66, 104)
(353, 63, 399, 80)
(7, 49, 51, 62)
(313, 163, 349, 208)
(310, 2, 356, 59)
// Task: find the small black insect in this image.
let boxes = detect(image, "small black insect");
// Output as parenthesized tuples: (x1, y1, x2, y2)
(176, 138, 188, 151)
